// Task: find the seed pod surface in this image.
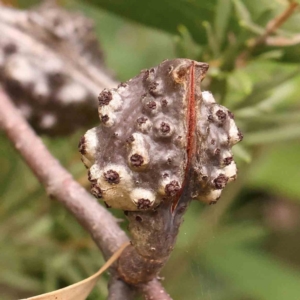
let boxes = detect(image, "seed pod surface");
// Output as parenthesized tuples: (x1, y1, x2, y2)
(79, 59, 242, 210)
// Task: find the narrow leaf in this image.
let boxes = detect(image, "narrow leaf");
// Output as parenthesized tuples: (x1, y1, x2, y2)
(214, 0, 232, 46)
(244, 125, 300, 145)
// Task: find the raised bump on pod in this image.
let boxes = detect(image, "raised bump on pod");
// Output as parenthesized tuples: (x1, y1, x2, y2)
(148, 80, 163, 97)
(198, 166, 209, 181)
(99, 164, 133, 189)
(202, 91, 216, 104)
(98, 109, 116, 127)
(223, 161, 237, 182)
(220, 150, 233, 166)
(88, 163, 102, 182)
(160, 97, 172, 108)
(90, 184, 102, 199)
(130, 188, 156, 210)
(158, 177, 181, 196)
(209, 123, 229, 145)
(98, 89, 122, 127)
(127, 133, 150, 170)
(144, 97, 159, 114)
(228, 118, 243, 145)
(136, 116, 152, 133)
(98, 89, 122, 109)
(196, 189, 222, 204)
(96, 164, 138, 210)
(153, 118, 174, 138)
(212, 105, 227, 124)
(107, 89, 122, 110)
(143, 97, 159, 114)
(143, 68, 156, 82)
(212, 173, 228, 190)
(78, 127, 99, 168)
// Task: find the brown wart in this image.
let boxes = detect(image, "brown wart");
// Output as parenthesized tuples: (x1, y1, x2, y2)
(90, 184, 102, 198)
(213, 174, 228, 189)
(165, 181, 180, 197)
(161, 98, 168, 107)
(100, 114, 109, 123)
(224, 156, 233, 166)
(146, 101, 157, 109)
(98, 89, 112, 106)
(130, 154, 144, 167)
(160, 122, 171, 134)
(104, 169, 120, 184)
(215, 109, 227, 122)
(137, 199, 152, 210)
(78, 135, 86, 154)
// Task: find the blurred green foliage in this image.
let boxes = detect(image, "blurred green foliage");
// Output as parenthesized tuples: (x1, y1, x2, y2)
(1, 0, 300, 299)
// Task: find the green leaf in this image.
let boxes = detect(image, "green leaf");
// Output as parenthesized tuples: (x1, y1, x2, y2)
(232, 144, 252, 163)
(234, 66, 300, 109)
(248, 142, 300, 200)
(80, 0, 217, 45)
(202, 225, 300, 300)
(205, 247, 300, 300)
(173, 25, 202, 59)
(203, 21, 220, 57)
(214, 0, 232, 46)
(244, 124, 300, 145)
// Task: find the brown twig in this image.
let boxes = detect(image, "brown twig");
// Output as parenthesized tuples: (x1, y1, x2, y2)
(236, 1, 299, 67)
(266, 34, 300, 46)
(139, 279, 172, 300)
(107, 278, 136, 300)
(0, 87, 171, 300)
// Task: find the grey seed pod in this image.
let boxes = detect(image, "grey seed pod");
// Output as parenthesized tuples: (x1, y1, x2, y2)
(0, 2, 116, 136)
(192, 91, 242, 204)
(79, 59, 242, 210)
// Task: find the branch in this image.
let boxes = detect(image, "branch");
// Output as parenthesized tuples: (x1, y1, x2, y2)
(266, 34, 300, 46)
(139, 279, 172, 300)
(0, 87, 171, 299)
(236, 1, 299, 67)
(107, 278, 135, 300)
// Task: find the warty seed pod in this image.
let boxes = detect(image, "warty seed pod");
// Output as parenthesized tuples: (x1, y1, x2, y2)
(0, 2, 116, 136)
(79, 59, 243, 210)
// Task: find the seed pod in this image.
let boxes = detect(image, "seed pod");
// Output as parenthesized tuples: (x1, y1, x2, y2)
(79, 59, 243, 210)
(188, 90, 243, 204)
(0, 2, 116, 136)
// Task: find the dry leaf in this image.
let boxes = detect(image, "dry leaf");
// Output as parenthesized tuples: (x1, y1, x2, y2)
(22, 242, 130, 300)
